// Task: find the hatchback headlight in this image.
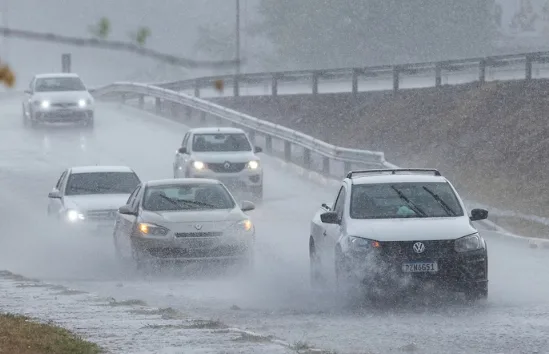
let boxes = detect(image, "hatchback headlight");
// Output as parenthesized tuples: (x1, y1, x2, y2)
(247, 160, 260, 170)
(228, 219, 254, 234)
(66, 209, 85, 222)
(348, 236, 381, 250)
(138, 223, 169, 236)
(455, 233, 484, 252)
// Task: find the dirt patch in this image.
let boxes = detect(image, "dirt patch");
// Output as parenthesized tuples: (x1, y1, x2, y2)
(210, 80, 549, 222)
(0, 313, 102, 354)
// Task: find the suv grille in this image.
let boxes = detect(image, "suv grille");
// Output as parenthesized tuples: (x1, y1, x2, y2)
(175, 232, 223, 238)
(207, 162, 246, 173)
(86, 209, 117, 221)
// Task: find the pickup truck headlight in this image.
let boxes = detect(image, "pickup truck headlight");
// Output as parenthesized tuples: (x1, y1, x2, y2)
(66, 209, 85, 222)
(454, 233, 484, 252)
(348, 236, 381, 250)
(247, 160, 260, 170)
(192, 161, 205, 170)
(138, 223, 169, 236)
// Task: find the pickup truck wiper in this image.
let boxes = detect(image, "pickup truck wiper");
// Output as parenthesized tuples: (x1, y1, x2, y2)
(390, 186, 428, 217)
(422, 186, 457, 216)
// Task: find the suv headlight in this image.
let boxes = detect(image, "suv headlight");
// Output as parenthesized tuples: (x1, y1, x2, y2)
(454, 233, 484, 252)
(66, 209, 85, 222)
(192, 161, 205, 170)
(348, 236, 381, 250)
(138, 223, 169, 236)
(247, 160, 260, 170)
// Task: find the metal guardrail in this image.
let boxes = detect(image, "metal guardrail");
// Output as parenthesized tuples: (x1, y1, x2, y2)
(145, 50, 549, 97)
(92, 82, 390, 177)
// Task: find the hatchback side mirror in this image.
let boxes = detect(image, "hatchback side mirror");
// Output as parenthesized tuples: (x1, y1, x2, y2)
(470, 208, 488, 221)
(320, 211, 340, 224)
(241, 200, 255, 212)
(254, 146, 263, 153)
(48, 191, 61, 199)
(177, 147, 187, 154)
(118, 205, 137, 216)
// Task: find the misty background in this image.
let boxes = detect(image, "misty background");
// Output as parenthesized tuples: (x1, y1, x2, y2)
(0, 0, 545, 89)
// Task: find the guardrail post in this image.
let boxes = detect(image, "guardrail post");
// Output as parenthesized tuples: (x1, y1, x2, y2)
(303, 149, 311, 168)
(185, 106, 192, 120)
(121, 93, 127, 104)
(312, 72, 319, 95)
(392, 66, 399, 92)
(322, 157, 330, 175)
(155, 98, 161, 114)
(248, 130, 256, 145)
(200, 111, 207, 124)
(265, 136, 273, 153)
(479, 59, 486, 83)
(194, 80, 200, 97)
(284, 141, 291, 161)
(272, 74, 278, 96)
(138, 95, 144, 109)
(233, 75, 240, 97)
(435, 63, 442, 87)
(525, 55, 533, 80)
(352, 69, 359, 96)
(171, 102, 178, 117)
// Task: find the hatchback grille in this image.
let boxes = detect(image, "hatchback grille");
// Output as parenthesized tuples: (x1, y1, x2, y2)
(86, 209, 117, 221)
(175, 232, 223, 238)
(207, 162, 246, 173)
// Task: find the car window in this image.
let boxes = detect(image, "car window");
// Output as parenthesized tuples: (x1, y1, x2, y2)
(130, 186, 143, 209)
(35, 77, 86, 92)
(181, 132, 190, 147)
(142, 183, 235, 212)
(350, 182, 464, 219)
(126, 185, 141, 205)
(65, 172, 141, 196)
(192, 133, 252, 152)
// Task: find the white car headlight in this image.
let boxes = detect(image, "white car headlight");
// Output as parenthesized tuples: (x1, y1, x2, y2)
(40, 100, 50, 108)
(78, 99, 87, 108)
(228, 220, 254, 235)
(192, 161, 205, 170)
(138, 222, 169, 236)
(247, 160, 260, 170)
(66, 209, 85, 222)
(454, 233, 484, 252)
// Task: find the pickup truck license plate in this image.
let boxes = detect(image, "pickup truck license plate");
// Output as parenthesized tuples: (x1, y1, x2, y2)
(402, 261, 438, 273)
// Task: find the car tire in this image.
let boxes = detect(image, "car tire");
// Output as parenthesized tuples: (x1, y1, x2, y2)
(464, 282, 488, 301)
(309, 237, 325, 289)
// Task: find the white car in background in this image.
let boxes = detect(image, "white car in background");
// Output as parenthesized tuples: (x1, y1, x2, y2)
(112, 178, 256, 271)
(22, 73, 95, 129)
(173, 127, 264, 201)
(47, 166, 142, 233)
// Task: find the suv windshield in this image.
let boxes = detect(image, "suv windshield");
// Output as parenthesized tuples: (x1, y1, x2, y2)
(192, 133, 252, 152)
(350, 182, 464, 219)
(143, 183, 235, 211)
(35, 77, 86, 92)
(65, 172, 140, 196)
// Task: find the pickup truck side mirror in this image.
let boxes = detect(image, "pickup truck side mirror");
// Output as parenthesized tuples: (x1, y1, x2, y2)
(48, 190, 61, 199)
(320, 211, 340, 224)
(177, 147, 187, 154)
(470, 208, 488, 221)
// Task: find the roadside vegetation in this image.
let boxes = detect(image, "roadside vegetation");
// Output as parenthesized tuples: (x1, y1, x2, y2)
(0, 313, 102, 354)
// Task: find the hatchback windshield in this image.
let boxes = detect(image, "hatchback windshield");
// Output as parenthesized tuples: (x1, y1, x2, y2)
(143, 183, 235, 211)
(65, 172, 140, 196)
(350, 182, 464, 219)
(35, 77, 86, 92)
(192, 133, 252, 152)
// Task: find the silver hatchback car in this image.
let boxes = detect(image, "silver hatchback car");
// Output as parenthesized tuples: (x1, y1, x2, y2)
(112, 178, 256, 270)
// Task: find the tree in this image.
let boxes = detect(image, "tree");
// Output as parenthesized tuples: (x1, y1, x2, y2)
(0, 18, 241, 88)
(253, 0, 494, 70)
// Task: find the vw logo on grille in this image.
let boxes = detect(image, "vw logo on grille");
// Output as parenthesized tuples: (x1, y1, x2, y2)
(223, 161, 231, 169)
(194, 224, 203, 230)
(413, 242, 425, 253)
